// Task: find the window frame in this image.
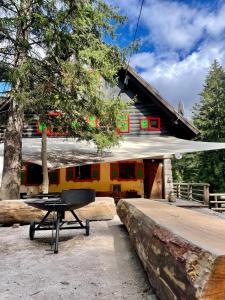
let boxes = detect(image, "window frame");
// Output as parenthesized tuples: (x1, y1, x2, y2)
(85, 115, 99, 129)
(110, 161, 144, 181)
(66, 164, 100, 182)
(37, 112, 68, 136)
(140, 117, 160, 131)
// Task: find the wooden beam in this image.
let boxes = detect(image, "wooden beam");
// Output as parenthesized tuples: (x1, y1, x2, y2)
(117, 199, 225, 300)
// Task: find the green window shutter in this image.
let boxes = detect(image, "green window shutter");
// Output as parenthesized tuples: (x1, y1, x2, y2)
(88, 116, 97, 128)
(111, 163, 119, 180)
(136, 163, 144, 179)
(118, 114, 129, 133)
(118, 120, 129, 132)
(39, 122, 47, 133)
(118, 114, 129, 121)
(92, 164, 100, 180)
(66, 167, 74, 181)
(140, 119, 148, 129)
(71, 121, 78, 129)
(21, 170, 25, 185)
(49, 170, 59, 185)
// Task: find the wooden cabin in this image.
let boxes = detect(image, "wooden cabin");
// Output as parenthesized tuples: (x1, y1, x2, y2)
(0, 67, 198, 200)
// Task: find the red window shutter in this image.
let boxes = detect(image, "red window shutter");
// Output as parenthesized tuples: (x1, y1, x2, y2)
(136, 162, 144, 179)
(111, 163, 119, 180)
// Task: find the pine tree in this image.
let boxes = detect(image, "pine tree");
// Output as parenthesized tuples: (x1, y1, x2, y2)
(0, 0, 127, 199)
(193, 60, 225, 142)
(193, 60, 225, 192)
(173, 61, 225, 192)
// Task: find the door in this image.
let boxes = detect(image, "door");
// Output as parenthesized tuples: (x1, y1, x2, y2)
(144, 159, 163, 199)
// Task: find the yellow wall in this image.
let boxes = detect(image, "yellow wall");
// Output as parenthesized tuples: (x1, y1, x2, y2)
(49, 162, 144, 196)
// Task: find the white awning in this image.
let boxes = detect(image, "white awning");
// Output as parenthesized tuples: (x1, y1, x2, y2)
(1, 136, 225, 174)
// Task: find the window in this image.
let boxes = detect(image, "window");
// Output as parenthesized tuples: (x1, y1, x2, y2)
(25, 164, 43, 185)
(86, 115, 99, 128)
(66, 164, 100, 181)
(37, 113, 99, 136)
(110, 162, 144, 180)
(119, 163, 136, 179)
(117, 113, 130, 133)
(75, 165, 92, 180)
(20, 164, 60, 185)
(140, 117, 160, 131)
(37, 112, 67, 136)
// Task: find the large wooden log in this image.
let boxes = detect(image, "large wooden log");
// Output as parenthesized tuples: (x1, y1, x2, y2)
(117, 199, 225, 300)
(0, 197, 116, 225)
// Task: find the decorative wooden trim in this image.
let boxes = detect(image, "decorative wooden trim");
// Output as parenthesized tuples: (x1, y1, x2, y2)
(47, 111, 61, 117)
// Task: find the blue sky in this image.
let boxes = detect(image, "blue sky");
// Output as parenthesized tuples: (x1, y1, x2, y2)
(107, 0, 225, 118)
(1, 0, 225, 119)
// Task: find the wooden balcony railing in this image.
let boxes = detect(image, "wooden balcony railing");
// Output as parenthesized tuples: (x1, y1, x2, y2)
(173, 183, 210, 205)
(209, 193, 225, 212)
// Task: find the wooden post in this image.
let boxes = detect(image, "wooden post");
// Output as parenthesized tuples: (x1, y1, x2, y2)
(188, 185, 192, 201)
(177, 184, 181, 199)
(203, 184, 209, 205)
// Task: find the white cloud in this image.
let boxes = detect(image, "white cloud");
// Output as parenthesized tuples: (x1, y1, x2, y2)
(130, 52, 155, 69)
(106, 0, 225, 117)
(109, 0, 225, 51)
(132, 41, 225, 118)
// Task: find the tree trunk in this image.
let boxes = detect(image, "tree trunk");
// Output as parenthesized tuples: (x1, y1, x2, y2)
(0, 100, 24, 200)
(0, 0, 31, 200)
(41, 127, 49, 193)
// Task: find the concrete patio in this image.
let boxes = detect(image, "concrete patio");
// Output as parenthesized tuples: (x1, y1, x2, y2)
(0, 217, 156, 300)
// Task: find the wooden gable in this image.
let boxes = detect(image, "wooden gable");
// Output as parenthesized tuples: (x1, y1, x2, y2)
(111, 67, 198, 140)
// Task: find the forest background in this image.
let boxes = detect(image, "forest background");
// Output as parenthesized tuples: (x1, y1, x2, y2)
(172, 60, 225, 192)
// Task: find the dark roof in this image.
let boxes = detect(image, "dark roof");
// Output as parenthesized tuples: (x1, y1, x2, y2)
(126, 66, 199, 137)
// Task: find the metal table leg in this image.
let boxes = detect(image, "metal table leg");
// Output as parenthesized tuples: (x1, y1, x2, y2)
(54, 211, 61, 254)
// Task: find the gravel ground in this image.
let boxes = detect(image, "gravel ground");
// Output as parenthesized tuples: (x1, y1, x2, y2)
(0, 217, 156, 300)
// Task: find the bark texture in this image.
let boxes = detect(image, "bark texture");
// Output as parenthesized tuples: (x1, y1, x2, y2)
(0, 197, 116, 225)
(41, 127, 49, 194)
(117, 199, 225, 300)
(0, 0, 31, 200)
(0, 100, 24, 199)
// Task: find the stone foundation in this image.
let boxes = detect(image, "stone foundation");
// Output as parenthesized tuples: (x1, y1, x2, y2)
(117, 198, 225, 300)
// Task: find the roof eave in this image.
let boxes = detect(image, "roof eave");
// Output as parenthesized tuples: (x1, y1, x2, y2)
(126, 66, 199, 137)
